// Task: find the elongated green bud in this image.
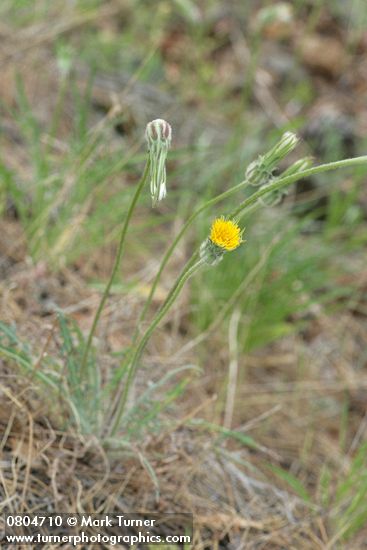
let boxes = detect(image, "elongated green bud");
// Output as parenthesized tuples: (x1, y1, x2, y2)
(246, 131, 299, 187)
(280, 157, 313, 178)
(145, 119, 172, 206)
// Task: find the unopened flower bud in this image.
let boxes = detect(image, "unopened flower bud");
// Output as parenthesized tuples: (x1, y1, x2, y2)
(245, 156, 270, 187)
(259, 188, 284, 207)
(146, 118, 172, 143)
(145, 119, 172, 206)
(268, 131, 299, 165)
(281, 157, 313, 178)
(246, 131, 299, 187)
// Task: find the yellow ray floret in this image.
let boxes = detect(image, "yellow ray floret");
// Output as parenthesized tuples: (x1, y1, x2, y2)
(210, 217, 242, 251)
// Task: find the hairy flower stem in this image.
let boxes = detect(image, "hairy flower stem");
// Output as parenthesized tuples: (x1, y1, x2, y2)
(109, 258, 205, 436)
(80, 160, 150, 381)
(136, 155, 367, 331)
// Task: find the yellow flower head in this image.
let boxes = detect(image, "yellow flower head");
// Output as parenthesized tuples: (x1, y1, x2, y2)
(210, 217, 242, 251)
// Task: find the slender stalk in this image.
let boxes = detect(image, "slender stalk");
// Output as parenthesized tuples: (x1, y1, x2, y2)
(80, 160, 150, 379)
(137, 155, 367, 330)
(109, 258, 205, 436)
(135, 179, 253, 329)
(106, 250, 199, 400)
(103, 250, 199, 425)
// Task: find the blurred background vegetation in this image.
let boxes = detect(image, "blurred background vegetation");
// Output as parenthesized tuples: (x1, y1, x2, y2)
(1, 1, 367, 548)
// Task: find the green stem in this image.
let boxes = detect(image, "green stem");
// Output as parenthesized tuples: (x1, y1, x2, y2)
(80, 160, 150, 380)
(102, 250, 199, 427)
(109, 258, 205, 436)
(232, 156, 367, 219)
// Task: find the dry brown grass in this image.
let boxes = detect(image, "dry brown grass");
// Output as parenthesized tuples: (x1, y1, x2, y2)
(1, 224, 367, 548)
